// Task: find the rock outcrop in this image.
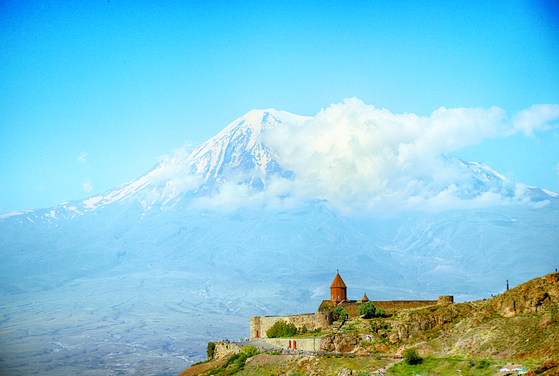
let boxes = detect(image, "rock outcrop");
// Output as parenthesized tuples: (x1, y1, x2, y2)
(319, 333, 360, 353)
(492, 273, 559, 318)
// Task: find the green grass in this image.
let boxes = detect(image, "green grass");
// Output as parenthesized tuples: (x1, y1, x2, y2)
(386, 357, 502, 376)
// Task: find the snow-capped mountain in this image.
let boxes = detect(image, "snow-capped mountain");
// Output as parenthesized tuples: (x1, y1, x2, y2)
(0, 108, 558, 375)
(8, 108, 553, 220)
(37, 109, 308, 215)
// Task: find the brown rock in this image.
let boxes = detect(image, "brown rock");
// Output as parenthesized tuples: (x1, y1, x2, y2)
(319, 333, 360, 353)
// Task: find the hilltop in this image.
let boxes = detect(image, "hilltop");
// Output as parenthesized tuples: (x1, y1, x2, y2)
(181, 272, 559, 375)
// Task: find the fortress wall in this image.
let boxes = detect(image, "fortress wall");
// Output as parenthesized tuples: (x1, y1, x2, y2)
(372, 300, 439, 310)
(250, 297, 452, 339)
(250, 313, 319, 340)
(337, 300, 441, 319)
(213, 341, 242, 360)
(263, 337, 320, 352)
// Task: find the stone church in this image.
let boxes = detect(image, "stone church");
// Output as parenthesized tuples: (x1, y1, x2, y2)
(250, 272, 453, 340)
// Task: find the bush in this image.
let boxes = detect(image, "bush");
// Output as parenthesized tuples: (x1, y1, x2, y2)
(266, 320, 298, 338)
(207, 342, 216, 359)
(359, 302, 386, 318)
(300, 325, 308, 334)
(402, 348, 423, 365)
(358, 301, 377, 318)
(221, 353, 248, 375)
(311, 328, 322, 335)
(242, 345, 258, 356)
(476, 360, 491, 369)
(333, 306, 348, 321)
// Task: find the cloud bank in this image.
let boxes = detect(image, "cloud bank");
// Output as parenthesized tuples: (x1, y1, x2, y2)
(192, 99, 558, 214)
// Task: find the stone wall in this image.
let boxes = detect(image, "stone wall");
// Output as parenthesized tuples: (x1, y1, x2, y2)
(251, 297, 453, 339)
(438, 295, 454, 304)
(213, 341, 242, 360)
(335, 300, 439, 318)
(263, 337, 320, 352)
(373, 300, 439, 310)
(250, 312, 329, 340)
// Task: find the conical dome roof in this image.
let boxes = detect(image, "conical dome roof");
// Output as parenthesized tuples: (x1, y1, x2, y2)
(330, 273, 347, 288)
(362, 293, 369, 302)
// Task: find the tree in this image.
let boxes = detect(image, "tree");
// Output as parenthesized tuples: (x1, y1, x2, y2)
(358, 301, 377, 318)
(333, 306, 348, 321)
(266, 320, 298, 338)
(207, 342, 216, 359)
(402, 348, 423, 365)
(358, 301, 386, 318)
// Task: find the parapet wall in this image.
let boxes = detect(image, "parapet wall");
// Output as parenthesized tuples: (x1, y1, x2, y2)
(250, 312, 329, 340)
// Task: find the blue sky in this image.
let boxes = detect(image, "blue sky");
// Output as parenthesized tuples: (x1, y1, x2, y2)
(1, 0, 558, 214)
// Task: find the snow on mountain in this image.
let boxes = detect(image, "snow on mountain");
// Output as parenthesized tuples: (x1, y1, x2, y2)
(19, 107, 554, 218)
(59, 109, 309, 214)
(188, 109, 310, 181)
(0, 108, 558, 375)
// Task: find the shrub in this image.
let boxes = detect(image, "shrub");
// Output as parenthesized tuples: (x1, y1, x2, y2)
(402, 348, 423, 365)
(318, 301, 334, 311)
(476, 360, 491, 369)
(333, 306, 348, 321)
(358, 301, 378, 318)
(207, 342, 216, 359)
(359, 302, 386, 318)
(266, 320, 298, 338)
(300, 325, 308, 334)
(208, 352, 250, 376)
(242, 345, 258, 356)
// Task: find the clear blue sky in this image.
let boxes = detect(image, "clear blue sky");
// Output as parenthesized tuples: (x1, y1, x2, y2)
(1, 0, 558, 214)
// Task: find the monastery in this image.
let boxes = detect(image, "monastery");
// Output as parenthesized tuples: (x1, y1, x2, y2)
(250, 272, 453, 340)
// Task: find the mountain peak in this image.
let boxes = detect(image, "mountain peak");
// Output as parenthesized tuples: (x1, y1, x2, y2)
(188, 109, 310, 182)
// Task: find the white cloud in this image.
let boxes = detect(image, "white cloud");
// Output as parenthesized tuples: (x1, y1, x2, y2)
(78, 151, 88, 163)
(512, 104, 559, 136)
(189, 99, 558, 214)
(82, 178, 93, 193)
(258, 98, 518, 214)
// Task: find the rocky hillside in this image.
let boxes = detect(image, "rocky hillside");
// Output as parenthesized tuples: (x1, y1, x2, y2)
(404, 272, 559, 362)
(179, 273, 559, 375)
